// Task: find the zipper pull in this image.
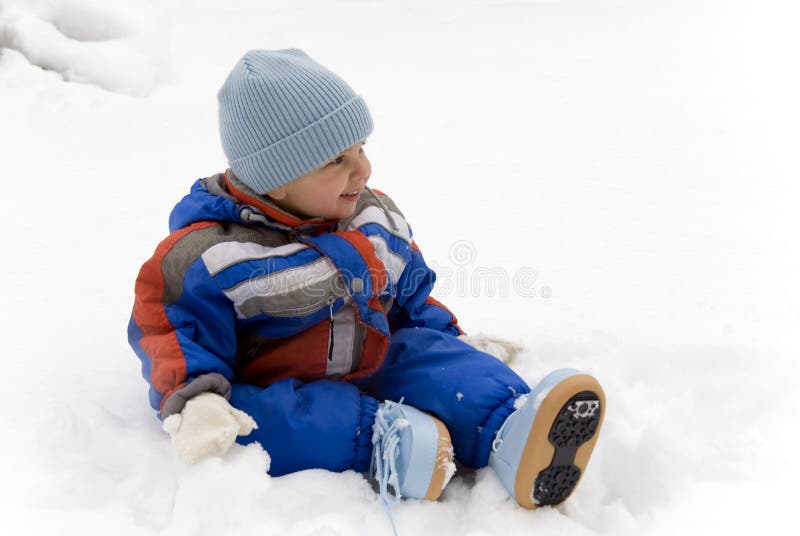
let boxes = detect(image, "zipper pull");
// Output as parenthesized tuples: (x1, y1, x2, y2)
(327, 298, 335, 362)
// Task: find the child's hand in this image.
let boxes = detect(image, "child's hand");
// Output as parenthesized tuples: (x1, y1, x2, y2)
(162, 392, 257, 464)
(457, 333, 525, 363)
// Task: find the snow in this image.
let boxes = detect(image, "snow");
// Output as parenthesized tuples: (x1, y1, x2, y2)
(2, 0, 799, 534)
(0, 0, 171, 96)
(439, 446, 457, 492)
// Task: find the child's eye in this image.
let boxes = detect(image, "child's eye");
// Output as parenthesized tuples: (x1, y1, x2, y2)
(329, 156, 345, 166)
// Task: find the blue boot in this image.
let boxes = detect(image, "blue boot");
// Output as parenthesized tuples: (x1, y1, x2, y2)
(371, 401, 454, 503)
(489, 369, 605, 508)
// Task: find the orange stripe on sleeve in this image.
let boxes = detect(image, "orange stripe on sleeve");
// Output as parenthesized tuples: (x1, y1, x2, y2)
(132, 221, 218, 408)
(335, 231, 388, 312)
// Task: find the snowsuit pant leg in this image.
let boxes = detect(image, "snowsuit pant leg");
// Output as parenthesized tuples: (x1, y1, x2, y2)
(354, 327, 530, 469)
(230, 378, 378, 477)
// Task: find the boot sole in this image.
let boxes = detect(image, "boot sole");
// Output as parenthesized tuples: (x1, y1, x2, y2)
(423, 416, 454, 500)
(513, 374, 605, 508)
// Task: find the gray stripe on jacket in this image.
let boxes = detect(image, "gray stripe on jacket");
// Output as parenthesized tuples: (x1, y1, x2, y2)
(162, 224, 286, 305)
(201, 241, 308, 276)
(325, 301, 367, 378)
(223, 257, 347, 319)
(236, 276, 348, 319)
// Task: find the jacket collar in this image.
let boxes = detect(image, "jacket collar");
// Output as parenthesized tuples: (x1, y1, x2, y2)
(223, 169, 339, 230)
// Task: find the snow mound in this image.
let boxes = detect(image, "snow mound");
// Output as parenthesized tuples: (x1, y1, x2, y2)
(0, 0, 172, 96)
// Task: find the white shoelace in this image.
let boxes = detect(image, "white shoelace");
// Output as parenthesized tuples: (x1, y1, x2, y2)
(371, 401, 405, 536)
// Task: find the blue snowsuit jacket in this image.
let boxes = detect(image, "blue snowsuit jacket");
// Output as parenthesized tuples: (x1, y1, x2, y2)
(128, 171, 463, 420)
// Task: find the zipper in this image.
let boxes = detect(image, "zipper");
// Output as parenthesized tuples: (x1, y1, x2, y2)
(326, 298, 335, 362)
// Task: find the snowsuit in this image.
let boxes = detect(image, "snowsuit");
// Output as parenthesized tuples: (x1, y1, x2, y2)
(128, 171, 530, 475)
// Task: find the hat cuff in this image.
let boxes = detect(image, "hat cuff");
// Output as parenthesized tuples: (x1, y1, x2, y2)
(230, 95, 373, 194)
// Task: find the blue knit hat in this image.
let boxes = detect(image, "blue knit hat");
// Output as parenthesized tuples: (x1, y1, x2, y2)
(218, 49, 374, 194)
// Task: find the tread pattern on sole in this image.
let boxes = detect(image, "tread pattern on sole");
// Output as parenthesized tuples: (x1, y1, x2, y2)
(534, 465, 581, 505)
(532, 391, 602, 506)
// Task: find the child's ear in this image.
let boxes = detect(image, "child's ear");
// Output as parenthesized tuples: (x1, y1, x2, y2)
(266, 186, 287, 200)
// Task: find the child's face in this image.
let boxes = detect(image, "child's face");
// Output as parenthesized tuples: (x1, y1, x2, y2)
(266, 141, 371, 220)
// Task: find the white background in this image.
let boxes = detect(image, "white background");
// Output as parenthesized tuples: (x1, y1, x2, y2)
(1, 0, 798, 534)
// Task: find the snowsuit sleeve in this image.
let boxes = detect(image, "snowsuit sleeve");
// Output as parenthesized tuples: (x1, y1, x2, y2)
(127, 222, 237, 419)
(389, 239, 464, 337)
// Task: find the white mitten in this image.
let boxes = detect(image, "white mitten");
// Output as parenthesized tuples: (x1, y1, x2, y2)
(457, 333, 525, 363)
(162, 392, 257, 464)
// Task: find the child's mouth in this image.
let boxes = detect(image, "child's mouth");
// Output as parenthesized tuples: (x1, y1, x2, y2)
(340, 190, 361, 201)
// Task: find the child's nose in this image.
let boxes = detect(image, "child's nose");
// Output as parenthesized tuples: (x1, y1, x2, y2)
(352, 156, 371, 184)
